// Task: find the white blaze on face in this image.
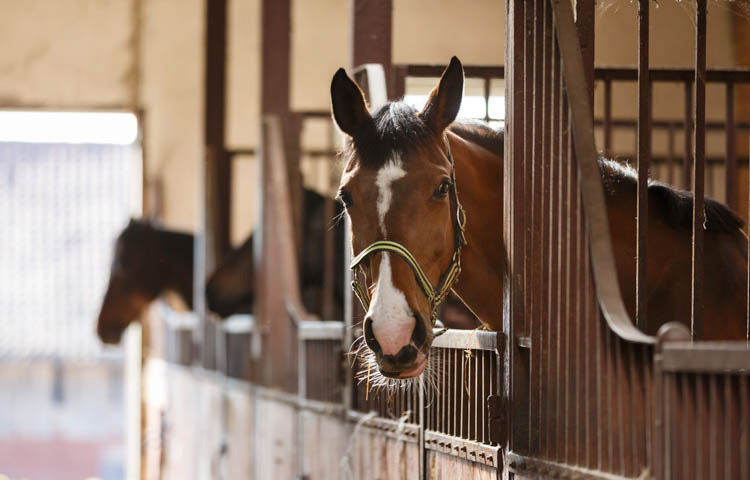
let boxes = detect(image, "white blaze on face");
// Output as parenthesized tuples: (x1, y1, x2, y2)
(367, 156, 414, 356)
(367, 254, 415, 355)
(375, 157, 406, 236)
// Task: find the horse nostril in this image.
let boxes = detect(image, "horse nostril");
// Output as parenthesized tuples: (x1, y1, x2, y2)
(363, 317, 382, 356)
(411, 313, 427, 348)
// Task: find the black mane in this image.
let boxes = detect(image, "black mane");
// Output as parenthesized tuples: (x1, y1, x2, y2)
(347, 102, 434, 168)
(599, 158, 744, 233)
(448, 120, 504, 154)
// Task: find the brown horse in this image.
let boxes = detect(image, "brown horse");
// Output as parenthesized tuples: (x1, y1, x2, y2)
(331, 56, 747, 379)
(97, 219, 194, 344)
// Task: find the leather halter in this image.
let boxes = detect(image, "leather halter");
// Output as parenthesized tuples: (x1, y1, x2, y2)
(349, 136, 468, 327)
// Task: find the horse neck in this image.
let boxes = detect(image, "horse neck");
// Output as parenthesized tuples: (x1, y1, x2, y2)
(155, 229, 195, 308)
(449, 133, 505, 330)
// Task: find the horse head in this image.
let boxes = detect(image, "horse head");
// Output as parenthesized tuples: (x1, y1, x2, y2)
(97, 219, 193, 344)
(332, 57, 466, 379)
(97, 219, 162, 343)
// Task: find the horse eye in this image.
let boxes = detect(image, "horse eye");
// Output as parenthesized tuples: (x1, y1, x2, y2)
(338, 190, 353, 208)
(434, 180, 451, 198)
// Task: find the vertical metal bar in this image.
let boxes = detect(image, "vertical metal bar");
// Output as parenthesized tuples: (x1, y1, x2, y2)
(481, 351, 486, 442)
(483, 77, 491, 123)
(604, 78, 613, 155)
(667, 123, 676, 186)
(530, 0, 544, 455)
(205, 0, 230, 257)
(540, 0, 553, 457)
(740, 376, 749, 479)
(418, 368, 425, 480)
(474, 350, 478, 440)
(684, 82, 693, 190)
(549, 17, 561, 461)
(725, 82, 737, 210)
(506, 0, 531, 455)
(692, 0, 707, 341)
(636, 0, 650, 330)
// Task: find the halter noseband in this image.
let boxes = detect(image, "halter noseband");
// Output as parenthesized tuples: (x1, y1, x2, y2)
(349, 136, 468, 327)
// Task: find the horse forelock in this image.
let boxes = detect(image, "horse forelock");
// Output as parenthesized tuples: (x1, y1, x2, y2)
(345, 101, 435, 170)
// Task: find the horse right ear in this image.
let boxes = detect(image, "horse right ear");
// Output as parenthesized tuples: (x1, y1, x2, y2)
(331, 68, 370, 137)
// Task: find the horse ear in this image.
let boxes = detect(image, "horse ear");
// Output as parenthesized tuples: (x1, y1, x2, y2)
(331, 68, 370, 136)
(421, 56, 464, 133)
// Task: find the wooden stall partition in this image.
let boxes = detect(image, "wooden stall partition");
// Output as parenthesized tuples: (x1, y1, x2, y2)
(255, 115, 301, 392)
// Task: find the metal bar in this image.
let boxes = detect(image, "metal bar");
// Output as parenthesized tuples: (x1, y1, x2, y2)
(667, 124, 676, 186)
(550, 0, 654, 344)
(530, 0, 544, 455)
(484, 77, 491, 123)
(397, 63, 750, 84)
(548, 18, 561, 461)
(692, 0, 707, 341)
(594, 66, 750, 83)
(505, 0, 530, 456)
(296, 321, 344, 340)
(741, 376, 749, 479)
(593, 118, 750, 131)
(636, 0, 650, 330)
(431, 329, 498, 351)
(684, 82, 693, 190)
(603, 79, 612, 155)
(204, 0, 230, 258)
(725, 83, 737, 210)
(540, 0, 553, 457)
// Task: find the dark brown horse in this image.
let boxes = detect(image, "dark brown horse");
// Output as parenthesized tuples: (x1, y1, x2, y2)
(331, 56, 747, 379)
(206, 188, 346, 319)
(97, 219, 194, 344)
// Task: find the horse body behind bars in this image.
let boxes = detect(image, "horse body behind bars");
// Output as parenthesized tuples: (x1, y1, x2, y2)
(331, 57, 748, 380)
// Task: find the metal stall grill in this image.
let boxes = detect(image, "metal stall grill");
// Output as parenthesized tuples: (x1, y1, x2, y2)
(424, 330, 503, 469)
(504, 0, 659, 477)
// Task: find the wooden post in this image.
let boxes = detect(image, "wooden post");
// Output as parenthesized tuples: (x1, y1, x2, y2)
(196, 0, 229, 370)
(259, 0, 299, 390)
(351, 0, 392, 87)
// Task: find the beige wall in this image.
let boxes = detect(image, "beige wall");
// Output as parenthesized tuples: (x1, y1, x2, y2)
(0, 0, 743, 240)
(0, 0, 136, 107)
(139, 0, 204, 232)
(593, 1, 738, 164)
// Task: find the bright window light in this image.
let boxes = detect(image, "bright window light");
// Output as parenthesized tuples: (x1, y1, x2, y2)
(0, 111, 138, 145)
(404, 95, 505, 121)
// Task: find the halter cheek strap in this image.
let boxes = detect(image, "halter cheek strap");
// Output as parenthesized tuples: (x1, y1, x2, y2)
(349, 136, 467, 327)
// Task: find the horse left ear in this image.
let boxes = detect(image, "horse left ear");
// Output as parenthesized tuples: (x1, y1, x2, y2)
(421, 56, 464, 133)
